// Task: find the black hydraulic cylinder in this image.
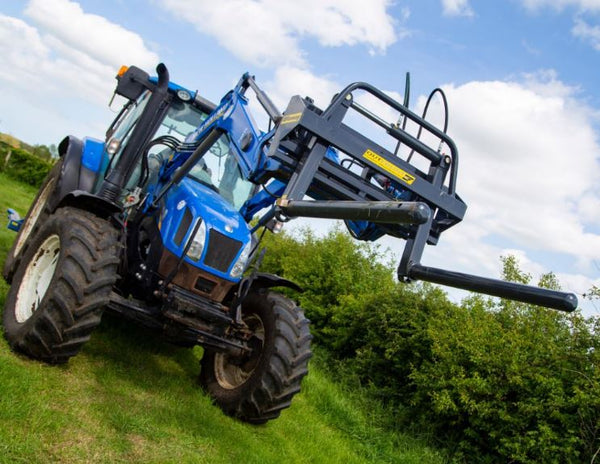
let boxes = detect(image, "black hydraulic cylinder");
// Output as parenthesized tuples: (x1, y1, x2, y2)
(246, 76, 282, 124)
(407, 264, 578, 312)
(276, 199, 431, 224)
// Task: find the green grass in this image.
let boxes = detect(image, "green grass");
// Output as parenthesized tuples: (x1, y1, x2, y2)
(0, 173, 39, 309)
(0, 173, 444, 463)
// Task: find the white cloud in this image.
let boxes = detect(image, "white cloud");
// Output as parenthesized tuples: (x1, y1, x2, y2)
(439, 72, 600, 272)
(0, 0, 159, 142)
(517, 1, 600, 52)
(265, 65, 341, 110)
(1, 0, 159, 105)
(0, 14, 105, 105)
(572, 17, 600, 50)
(24, 0, 158, 70)
(577, 193, 600, 226)
(520, 0, 600, 12)
(441, 0, 474, 17)
(158, 0, 399, 68)
(0, 16, 48, 85)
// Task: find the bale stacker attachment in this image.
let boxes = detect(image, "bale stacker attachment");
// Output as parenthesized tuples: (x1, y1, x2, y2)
(266, 80, 577, 312)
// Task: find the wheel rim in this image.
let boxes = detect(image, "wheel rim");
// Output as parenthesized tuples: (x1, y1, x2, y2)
(15, 234, 60, 323)
(213, 314, 265, 389)
(14, 178, 56, 257)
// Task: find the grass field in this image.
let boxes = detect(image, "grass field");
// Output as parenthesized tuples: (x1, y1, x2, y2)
(0, 173, 444, 463)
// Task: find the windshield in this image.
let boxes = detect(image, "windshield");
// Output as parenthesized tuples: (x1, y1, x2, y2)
(105, 90, 256, 210)
(108, 91, 151, 149)
(145, 99, 256, 210)
(188, 134, 256, 210)
(153, 100, 206, 141)
(117, 97, 206, 194)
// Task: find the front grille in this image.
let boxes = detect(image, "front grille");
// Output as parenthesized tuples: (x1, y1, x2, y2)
(204, 229, 242, 273)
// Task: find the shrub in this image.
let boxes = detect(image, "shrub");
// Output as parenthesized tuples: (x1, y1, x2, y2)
(0, 142, 53, 186)
(260, 229, 600, 462)
(260, 226, 396, 350)
(408, 259, 599, 462)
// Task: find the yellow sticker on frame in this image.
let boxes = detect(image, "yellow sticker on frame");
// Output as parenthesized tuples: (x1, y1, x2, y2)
(362, 149, 416, 185)
(281, 112, 302, 125)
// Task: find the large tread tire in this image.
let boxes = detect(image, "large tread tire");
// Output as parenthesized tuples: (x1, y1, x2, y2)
(199, 291, 312, 424)
(3, 207, 120, 364)
(3, 160, 63, 283)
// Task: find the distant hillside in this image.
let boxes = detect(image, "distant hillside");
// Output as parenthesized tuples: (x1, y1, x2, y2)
(0, 132, 26, 150)
(0, 132, 56, 162)
(0, 134, 54, 186)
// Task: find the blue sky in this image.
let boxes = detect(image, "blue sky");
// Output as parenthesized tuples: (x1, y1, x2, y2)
(1, 0, 599, 314)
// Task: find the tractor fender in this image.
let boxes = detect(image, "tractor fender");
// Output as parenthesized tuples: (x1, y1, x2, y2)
(58, 190, 121, 219)
(56, 135, 84, 209)
(249, 272, 303, 293)
(56, 135, 106, 205)
(53, 136, 119, 219)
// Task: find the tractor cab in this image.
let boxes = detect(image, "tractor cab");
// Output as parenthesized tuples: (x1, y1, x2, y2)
(99, 66, 257, 212)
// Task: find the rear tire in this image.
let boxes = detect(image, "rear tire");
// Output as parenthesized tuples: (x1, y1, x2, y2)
(199, 291, 312, 424)
(3, 160, 62, 283)
(3, 207, 120, 364)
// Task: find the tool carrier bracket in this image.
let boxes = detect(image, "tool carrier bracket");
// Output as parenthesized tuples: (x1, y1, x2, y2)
(266, 82, 464, 273)
(263, 82, 577, 312)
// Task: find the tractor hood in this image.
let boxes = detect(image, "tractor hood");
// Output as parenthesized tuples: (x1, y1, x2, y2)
(159, 177, 252, 282)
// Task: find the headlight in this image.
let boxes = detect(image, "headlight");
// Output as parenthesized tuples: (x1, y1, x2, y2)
(186, 220, 206, 261)
(106, 138, 121, 155)
(230, 241, 252, 278)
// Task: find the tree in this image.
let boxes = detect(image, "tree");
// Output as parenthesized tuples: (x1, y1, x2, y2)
(585, 285, 600, 300)
(48, 144, 58, 159)
(32, 144, 52, 161)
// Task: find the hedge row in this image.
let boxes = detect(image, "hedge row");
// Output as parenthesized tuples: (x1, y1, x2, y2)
(0, 142, 53, 186)
(260, 228, 600, 463)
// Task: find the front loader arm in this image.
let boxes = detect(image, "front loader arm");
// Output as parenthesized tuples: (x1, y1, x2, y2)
(147, 68, 578, 312)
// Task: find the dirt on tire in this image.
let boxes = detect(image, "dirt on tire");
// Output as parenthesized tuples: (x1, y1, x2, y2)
(200, 290, 312, 423)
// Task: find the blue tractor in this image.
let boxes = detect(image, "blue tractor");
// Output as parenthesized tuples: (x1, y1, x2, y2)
(2, 64, 577, 423)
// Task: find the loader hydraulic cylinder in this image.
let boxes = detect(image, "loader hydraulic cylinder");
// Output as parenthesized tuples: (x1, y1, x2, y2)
(276, 199, 431, 224)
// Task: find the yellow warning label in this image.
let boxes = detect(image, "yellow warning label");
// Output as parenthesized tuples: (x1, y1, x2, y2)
(362, 149, 416, 185)
(281, 112, 302, 125)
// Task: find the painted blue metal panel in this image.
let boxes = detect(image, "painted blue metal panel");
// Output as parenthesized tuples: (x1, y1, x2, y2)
(160, 177, 251, 282)
(148, 77, 197, 101)
(81, 137, 106, 173)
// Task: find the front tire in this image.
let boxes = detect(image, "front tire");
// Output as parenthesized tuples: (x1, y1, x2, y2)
(200, 291, 312, 424)
(3, 207, 120, 364)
